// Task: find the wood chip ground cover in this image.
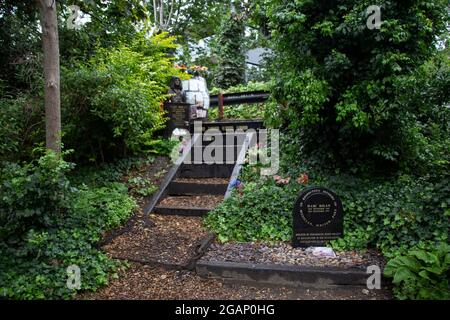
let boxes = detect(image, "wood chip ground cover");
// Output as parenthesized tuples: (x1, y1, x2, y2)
(98, 156, 209, 266)
(159, 195, 224, 209)
(104, 214, 208, 265)
(98, 156, 171, 245)
(79, 263, 392, 300)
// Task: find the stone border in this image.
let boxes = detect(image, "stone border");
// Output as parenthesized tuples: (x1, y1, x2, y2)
(196, 260, 374, 288)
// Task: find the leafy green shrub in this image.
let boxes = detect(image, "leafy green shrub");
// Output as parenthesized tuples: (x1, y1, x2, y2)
(384, 243, 450, 300)
(68, 183, 136, 237)
(62, 32, 185, 163)
(206, 168, 449, 250)
(0, 153, 137, 299)
(209, 81, 270, 95)
(205, 179, 300, 242)
(0, 151, 74, 242)
(208, 82, 271, 120)
(265, 0, 449, 173)
(208, 103, 266, 120)
(0, 94, 44, 162)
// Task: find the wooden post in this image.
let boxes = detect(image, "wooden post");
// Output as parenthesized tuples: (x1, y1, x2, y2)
(218, 92, 224, 120)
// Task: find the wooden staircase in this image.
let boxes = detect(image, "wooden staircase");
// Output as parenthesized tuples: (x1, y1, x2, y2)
(145, 120, 264, 217)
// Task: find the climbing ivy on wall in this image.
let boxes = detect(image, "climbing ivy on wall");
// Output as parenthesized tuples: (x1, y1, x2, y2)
(213, 13, 246, 89)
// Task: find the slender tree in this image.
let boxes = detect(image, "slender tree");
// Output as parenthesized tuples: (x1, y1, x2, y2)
(36, 0, 61, 154)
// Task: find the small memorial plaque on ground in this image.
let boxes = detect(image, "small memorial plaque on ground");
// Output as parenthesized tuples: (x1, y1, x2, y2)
(292, 187, 343, 247)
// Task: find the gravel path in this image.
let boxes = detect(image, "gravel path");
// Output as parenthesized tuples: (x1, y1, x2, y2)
(202, 242, 385, 270)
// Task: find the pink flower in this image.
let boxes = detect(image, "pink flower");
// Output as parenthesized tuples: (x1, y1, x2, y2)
(274, 175, 291, 185)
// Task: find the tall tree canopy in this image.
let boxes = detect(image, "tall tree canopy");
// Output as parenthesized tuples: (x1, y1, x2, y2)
(263, 0, 449, 172)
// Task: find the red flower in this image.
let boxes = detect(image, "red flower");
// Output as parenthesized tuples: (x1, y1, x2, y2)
(296, 173, 309, 185)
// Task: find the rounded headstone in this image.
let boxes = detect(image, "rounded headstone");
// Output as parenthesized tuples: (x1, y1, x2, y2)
(292, 187, 343, 247)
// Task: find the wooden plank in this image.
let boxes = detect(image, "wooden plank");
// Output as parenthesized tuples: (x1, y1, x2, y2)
(167, 182, 228, 195)
(209, 91, 270, 107)
(178, 164, 235, 178)
(225, 132, 254, 199)
(143, 134, 200, 216)
(189, 119, 265, 134)
(153, 206, 212, 216)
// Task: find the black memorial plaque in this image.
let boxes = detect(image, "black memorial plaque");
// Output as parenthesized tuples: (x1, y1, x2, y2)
(164, 102, 192, 138)
(292, 187, 343, 247)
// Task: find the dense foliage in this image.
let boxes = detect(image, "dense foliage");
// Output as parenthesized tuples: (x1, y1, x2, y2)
(0, 151, 138, 299)
(264, 0, 449, 173)
(204, 179, 297, 243)
(213, 13, 246, 89)
(0, 1, 192, 300)
(384, 243, 450, 300)
(0, 31, 183, 163)
(207, 145, 449, 253)
(206, 128, 450, 299)
(220, 0, 450, 299)
(0, 93, 44, 162)
(208, 82, 270, 120)
(0, 1, 41, 92)
(62, 32, 184, 163)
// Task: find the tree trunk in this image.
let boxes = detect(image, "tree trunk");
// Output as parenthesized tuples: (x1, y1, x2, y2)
(37, 0, 61, 154)
(160, 0, 164, 27)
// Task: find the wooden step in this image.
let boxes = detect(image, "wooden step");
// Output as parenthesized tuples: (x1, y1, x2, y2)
(189, 119, 265, 133)
(184, 145, 246, 164)
(154, 195, 224, 217)
(178, 164, 234, 178)
(168, 179, 229, 196)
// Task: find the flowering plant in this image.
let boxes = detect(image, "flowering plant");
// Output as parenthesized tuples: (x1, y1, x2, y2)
(272, 173, 309, 185)
(175, 64, 209, 77)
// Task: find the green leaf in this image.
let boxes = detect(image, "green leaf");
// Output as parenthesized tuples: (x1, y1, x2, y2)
(393, 267, 414, 284)
(424, 265, 444, 275)
(418, 270, 431, 280)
